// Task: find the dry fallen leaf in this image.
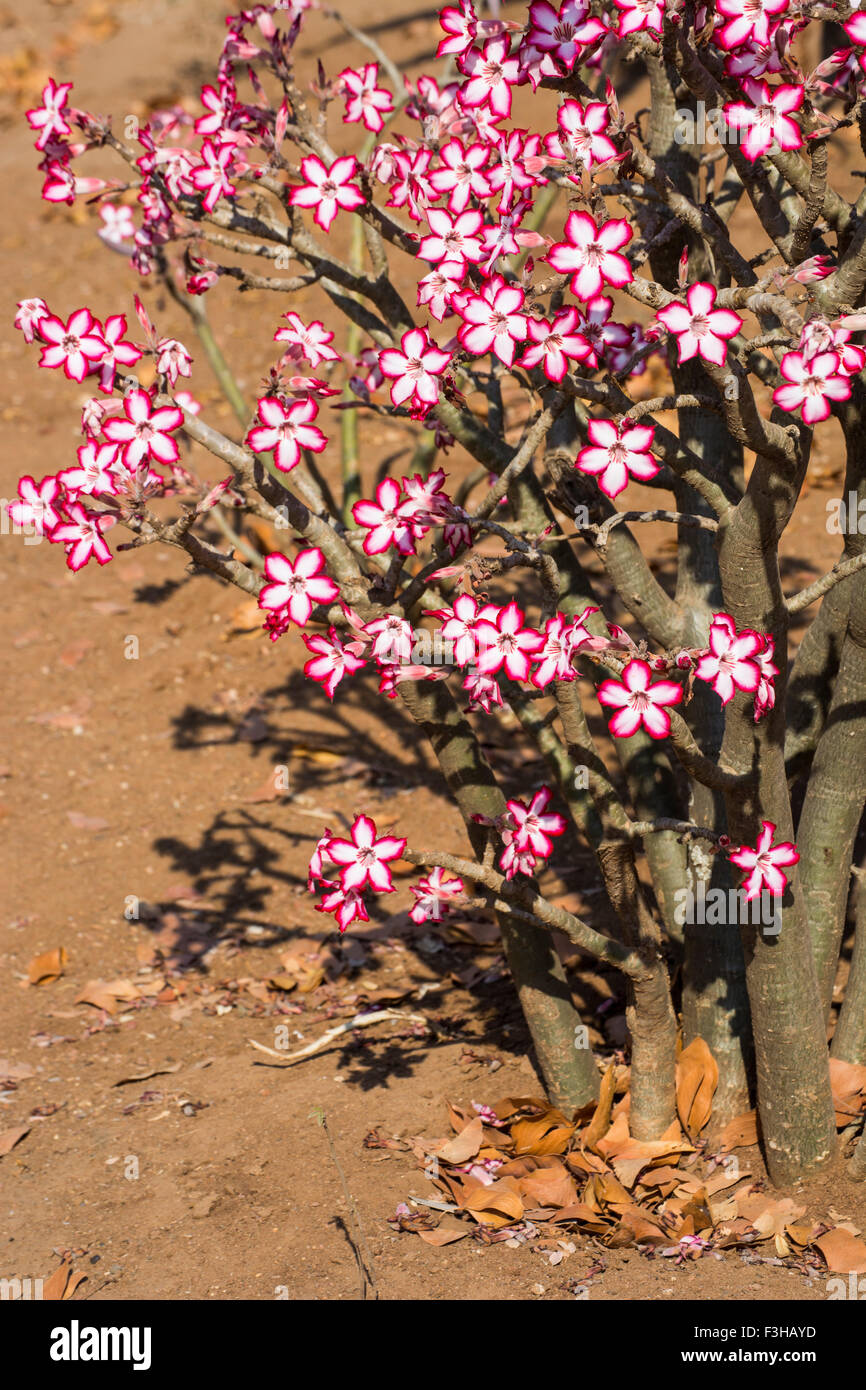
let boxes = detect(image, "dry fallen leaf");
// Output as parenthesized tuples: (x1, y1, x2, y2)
(41, 1261, 88, 1301)
(0, 1125, 30, 1157)
(718, 1110, 758, 1152)
(814, 1227, 866, 1274)
(434, 1117, 484, 1165)
(461, 1176, 524, 1227)
(676, 1038, 719, 1137)
(27, 947, 68, 986)
(74, 979, 142, 1014)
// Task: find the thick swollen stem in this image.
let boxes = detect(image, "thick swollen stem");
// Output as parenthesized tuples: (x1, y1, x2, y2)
(717, 473, 837, 1182)
(397, 679, 599, 1110)
(597, 840, 677, 1139)
(798, 576, 866, 1020)
(832, 870, 866, 1067)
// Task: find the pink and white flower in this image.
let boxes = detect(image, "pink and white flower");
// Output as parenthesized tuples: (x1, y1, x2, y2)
(525, 1, 607, 73)
(429, 138, 491, 213)
(428, 593, 501, 666)
(290, 154, 365, 232)
(38, 307, 105, 382)
(656, 282, 742, 366)
(274, 312, 340, 368)
(103, 388, 184, 467)
(378, 327, 452, 413)
(315, 879, 370, 932)
(547, 99, 617, 170)
(155, 337, 193, 386)
(417, 260, 465, 322)
(576, 418, 658, 499)
(518, 307, 591, 381)
(457, 277, 528, 366)
(338, 63, 394, 133)
(247, 396, 328, 472)
(352, 478, 416, 556)
(409, 866, 464, 924)
(754, 635, 778, 723)
(715, 0, 789, 51)
(729, 820, 799, 900)
(326, 814, 407, 894)
(546, 211, 632, 302)
(597, 659, 682, 739)
(506, 785, 566, 858)
(364, 613, 415, 664)
(26, 78, 73, 150)
(48, 502, 116, 571)
(530, 611, 597, 688)
(694, 613, 763, 705)
(303, 626, 366, 699)
(14, 297, 49, 343)
(475, 601, 544, 681)
(98, 203, 136, 247)
(612, 0, 665, 39)
(7, 474, 63, 534)
(58, 441, 119, 497)
(258, 548, 340, 629)
(772, 351, 851, 424)
(460, 37, 520, 122)
(190, 139, 236, 211)
(723, 80, 803, 163)
(418, 207, 485, 270)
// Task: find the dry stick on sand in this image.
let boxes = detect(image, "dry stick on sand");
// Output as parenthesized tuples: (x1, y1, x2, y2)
(311, 1106, 379, 1300)
(247, 1009, 427, 1065)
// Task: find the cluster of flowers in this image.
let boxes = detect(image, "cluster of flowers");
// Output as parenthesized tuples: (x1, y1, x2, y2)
(256, 517, 778, 731)
(9, 297, 200, 570)
(304, 797, 798, 932)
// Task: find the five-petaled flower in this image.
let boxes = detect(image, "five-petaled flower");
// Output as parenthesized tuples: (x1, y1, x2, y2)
(8, 474, 63, 534)
(409, 866, 464, 924)
(546, 211, 633, 301)
(723, 79, 803, 163)
(258, 548, 340, 631)
(597, 658, 683, 739)
(289, 154, 365, 231)
(190, 139, 237, 212)
(352, 478, 416, 555)
(303, 627, 366, 699)
(772, 351, 852, 424)
(729, 821, 799, 900)
(418, 207, 485, 270)
(378, 327, 452, 414)
(694, 613, 764, 706)
(429, 138, 491, 213)
(460, 37, 520, 121)
(274, 312, 340, 368)
(519, 308, 591, 381)
(326, 814, 407, 894)
(103, 388, 184, 467)
(48, 502, 116, 571)
(475, 601, 544, 681)
(338, 63, 394, 133)
(38, 308, 105, 383)
(247, 396, 328, 473)
(26, 77, 73, 150)
(507, 786, 567, 859)
(576, 417, 659, 498)
(456, 276, 528, 366)
(656, 283, 743, 366)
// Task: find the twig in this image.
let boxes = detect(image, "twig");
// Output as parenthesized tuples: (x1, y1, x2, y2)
(248, 1009, 427, 1064)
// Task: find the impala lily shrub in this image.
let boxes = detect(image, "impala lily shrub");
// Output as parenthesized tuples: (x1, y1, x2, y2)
(13, 0, 866, 1187)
